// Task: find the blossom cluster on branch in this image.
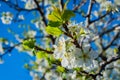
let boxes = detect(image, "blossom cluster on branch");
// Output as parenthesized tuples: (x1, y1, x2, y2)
(0, 0, 120, 80)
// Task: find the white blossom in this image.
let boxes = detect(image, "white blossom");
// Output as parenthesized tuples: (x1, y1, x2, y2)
(1, 12, 13, 24)
(53, 36, 66, 59)
(100, 1, 118, 12)
(36, 58, 49, 73)
(30, 72, 39, 80)
(45, 71, 62, 80)
(93, 10, 99, 17)
(26, 30, 36, 38)
(114, 0, 120, 6)
(25, 0, 36, 10)
(61, 52, 76, 69)
(96, 0, 106, 3)
(18, 15, 24, 20)
(73, 45, 98, 68)
(0, 43, 4, 54)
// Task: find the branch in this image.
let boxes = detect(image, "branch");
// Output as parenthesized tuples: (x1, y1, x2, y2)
(91, 24, 120, 42)
(99, 31, 120, 61)
(1, 0, 37, 12)
(34, 0, 47, 26)
(90, 12, 110, 24)
(95, 55, 120, 78)
(34, 0, 55, 44)
(85, 0, 94, 28)
(60, 0, 64, 10)
(34, 46, 53, 54)
(0, 36, 45, 58)
(73, 0, 86, 11)
(63, 24, 81, 48)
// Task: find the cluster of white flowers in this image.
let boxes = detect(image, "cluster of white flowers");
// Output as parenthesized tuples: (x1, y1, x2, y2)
(94, 58, 120, 80)
(98, 0, 119, 12)
(114, 0, 120, 6)
(1, 12, 13, 24)
(29, 58, 49, 80)
(25, 0, 36, 10)
(53, 36, 99, 70)
(26, 30, 36, 38)
(30, 58, 63, 80)
(45, 71, 62, 80)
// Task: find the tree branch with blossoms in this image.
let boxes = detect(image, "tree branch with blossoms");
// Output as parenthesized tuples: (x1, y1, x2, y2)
(0, 0, 120, 80)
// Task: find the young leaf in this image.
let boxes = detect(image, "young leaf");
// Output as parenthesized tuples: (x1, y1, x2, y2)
(48, 14, 61, 22)
(45, 26, 63, 36)
(80, 28, 86, 35)
(48, 6, 62, 22)
(0, 38, 7, 42)
(57, 66, 65, 72)
(48, 21, 62, 27)
(52, 6, 61, 17)
(62, 10, 75, 21)
(114, 48, 119, 54)
(22, 39, 35, 50)
(36, 51, 48, 59)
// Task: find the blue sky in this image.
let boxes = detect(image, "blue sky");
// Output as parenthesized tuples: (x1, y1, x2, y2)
(0, 1, 33, 80)
(0, 51, 32, 80)
(0, 22, 32, 80)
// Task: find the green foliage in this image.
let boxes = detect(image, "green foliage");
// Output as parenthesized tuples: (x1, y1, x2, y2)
(22, 39, 36, 50)
(47, 55, 61, 66)
(48, 21, 62, 27)
(48, 6, 62, 22)
(62, 10, 75, 21)
(47, 6, 75, 28)
(80, 28, 86, 35)
(46, 6, 75, 37)
(106, 5, 112, 12)
(24, 62, 38, 70)
(0, 38, 7, 42)
(48, 7, 75, 22)
(24, 64, 32, 70)
(46, 26, 63, 36)
(114, 48, 119, 54)
(36, 51, 48, 59)
(57, 66, 65, 72)
(24, 64, 29, 69)
(31, 62, 39, 69)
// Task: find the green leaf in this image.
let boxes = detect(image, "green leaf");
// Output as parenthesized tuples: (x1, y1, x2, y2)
(24, 64, 31, 70)
(62, 10, 75, 21)
(52, 6, 61, 17)
(63, 0, 69, 11)
(22, 39, 35, 50)
(31, 62, 39, 69)
(48, 21, 62, 27)
(114, 48, 119, 54)
(106, 5, 112, 12)
(48, 6, 62, 22)
(48, 14, 61, 22)
(46, 26, 63, 36)
(0, 38, 7, 42)
(36, 51, 48, 59)
(57, 66, 65, 72)
(80, 28, 86, 35)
